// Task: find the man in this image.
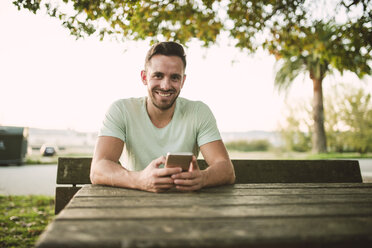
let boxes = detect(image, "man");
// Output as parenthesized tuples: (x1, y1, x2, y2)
(90, 41, 235, 192)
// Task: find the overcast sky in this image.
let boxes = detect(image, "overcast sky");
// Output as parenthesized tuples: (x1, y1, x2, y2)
(1, 1, 371, 133)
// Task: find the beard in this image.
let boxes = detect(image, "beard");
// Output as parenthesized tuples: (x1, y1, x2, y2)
(149, 88, 180, 110)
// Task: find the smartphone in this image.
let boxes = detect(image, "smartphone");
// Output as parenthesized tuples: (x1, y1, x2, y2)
(165, 152, 193, 171)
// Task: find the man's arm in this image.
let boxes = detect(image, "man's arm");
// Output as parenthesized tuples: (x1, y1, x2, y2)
(199, 140, 236, 187)
(90, 136, 182, 192)
(172, 140, 236, 191)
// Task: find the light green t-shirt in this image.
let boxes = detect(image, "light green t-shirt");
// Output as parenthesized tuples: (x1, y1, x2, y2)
(99, 97, 221, 171)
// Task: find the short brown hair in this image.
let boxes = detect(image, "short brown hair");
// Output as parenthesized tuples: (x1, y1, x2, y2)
(145, 42, 186, 70)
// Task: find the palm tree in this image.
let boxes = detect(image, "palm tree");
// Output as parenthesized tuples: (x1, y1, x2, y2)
(273, 21, 370, 153)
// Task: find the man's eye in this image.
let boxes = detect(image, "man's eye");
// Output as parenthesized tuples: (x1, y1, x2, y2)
(171, 75, 181, 81)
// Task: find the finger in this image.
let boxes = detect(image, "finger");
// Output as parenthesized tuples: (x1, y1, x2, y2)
(156, 184, 175, 189)
(152, 156, 166, 168)
(174, 178, 196, 186)
(189, 156, 199, 172)
(156, 167, 182, 177)
(171, 171, 195, 180)
(154, 177, 175, 185)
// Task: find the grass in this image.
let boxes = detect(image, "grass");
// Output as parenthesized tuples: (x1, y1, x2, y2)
(25, 155, 57, 165)
(305, 152, 372, 159)
(0, 195, 55, 248)
(25, 153, 93, 165)
(227, 150, 372, 160)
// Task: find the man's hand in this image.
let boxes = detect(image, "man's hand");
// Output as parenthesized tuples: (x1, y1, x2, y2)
(171, 156, 205, 191)
(138, 156, 182, 193)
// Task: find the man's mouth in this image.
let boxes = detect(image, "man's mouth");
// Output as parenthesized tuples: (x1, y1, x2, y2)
(155, 90, 174, 97)
(158, 92, 172, 97)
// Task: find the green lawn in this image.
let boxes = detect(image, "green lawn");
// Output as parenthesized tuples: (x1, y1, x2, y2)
(227, 151, 372, 160)
(0, 195, 55, 248)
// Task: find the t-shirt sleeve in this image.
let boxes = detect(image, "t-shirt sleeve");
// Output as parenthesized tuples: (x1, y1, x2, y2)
(98, 100, 126, 142)
(196, 102, 221, 147)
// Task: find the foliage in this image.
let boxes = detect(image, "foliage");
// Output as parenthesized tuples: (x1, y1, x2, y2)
(12, 1, 371, 50)
(225, 139, 271, 152)
(25, 154, 57, 165)
(280, 84, 372, 154)
(264, 17, 370, 153)
(0, 195, 55, 248)
(325, 85, 372, 153)
(13, 0, 224, 46)
(279, 100, 312, 152)
(227, 0, 371, 154)
(25, 152, 93, 165)
(305, 152, 372, 160)
(227, 0, 371, 56)
(13, 0, 371, 153)
(272, 21, 371, 90)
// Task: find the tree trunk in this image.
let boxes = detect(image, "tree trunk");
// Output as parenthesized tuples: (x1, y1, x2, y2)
(312, 77, 327, 153)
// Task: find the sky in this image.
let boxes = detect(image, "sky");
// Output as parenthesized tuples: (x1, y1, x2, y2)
(1, 1, 371, 133)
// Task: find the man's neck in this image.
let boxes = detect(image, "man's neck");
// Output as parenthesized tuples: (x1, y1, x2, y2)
(146, 99, 176, 128)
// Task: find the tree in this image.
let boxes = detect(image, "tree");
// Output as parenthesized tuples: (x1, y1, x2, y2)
(280, 84, 372, 154)
(227, 1, 371, 153)
(14, 0, 372, 152)
(271, 21, 370, 152)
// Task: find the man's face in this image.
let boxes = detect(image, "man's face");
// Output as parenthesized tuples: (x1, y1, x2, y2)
(141, 55, 186, 111)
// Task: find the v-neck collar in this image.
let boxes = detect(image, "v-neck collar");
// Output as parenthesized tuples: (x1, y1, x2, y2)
(142, 97, 178, 130)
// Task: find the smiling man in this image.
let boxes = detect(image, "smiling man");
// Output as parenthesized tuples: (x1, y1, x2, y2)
(90, 42, 235, 192)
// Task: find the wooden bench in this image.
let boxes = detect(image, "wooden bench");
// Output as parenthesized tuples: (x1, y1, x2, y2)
(55, 157, 363, 214)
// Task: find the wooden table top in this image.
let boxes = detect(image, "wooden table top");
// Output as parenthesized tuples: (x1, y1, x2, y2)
(36, 183, 372, 248)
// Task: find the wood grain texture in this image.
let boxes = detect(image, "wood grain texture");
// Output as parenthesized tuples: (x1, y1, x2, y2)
(48, 155, 367, 248)
(76, 184, 372, 197)
(67, 194, 372, 208)
(37, 217, 372, 248)
(56, 158, 362, 184)
(57, 157, 92, 184)
(55, 157, 363, 213)
(37, 183, 372, 248)
(230, 159, 362, 183)
(55, 186, 81, 214)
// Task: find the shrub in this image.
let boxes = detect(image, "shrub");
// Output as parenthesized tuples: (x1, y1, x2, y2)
(225, 139, 271, 152)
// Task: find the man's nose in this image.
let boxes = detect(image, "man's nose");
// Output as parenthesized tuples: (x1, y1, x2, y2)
(159, 77, 172, 90)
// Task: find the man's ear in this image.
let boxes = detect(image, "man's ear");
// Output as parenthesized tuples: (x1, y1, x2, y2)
(141, 70, 147, 85)
(181, 74, 186, 89)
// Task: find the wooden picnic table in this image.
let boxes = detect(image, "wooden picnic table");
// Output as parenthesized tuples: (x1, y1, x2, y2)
(36, 183, 372, 248)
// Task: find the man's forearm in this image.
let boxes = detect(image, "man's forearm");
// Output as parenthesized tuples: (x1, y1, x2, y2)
(201, 160, 236, 188)
(90, 159, 140, 189)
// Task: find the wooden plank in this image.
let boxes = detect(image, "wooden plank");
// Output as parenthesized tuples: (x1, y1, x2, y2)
(55, 187, 81, 214)
(35, 217, 372, 248)
(56, 158, 362, 185)
(67, 194, 372, 208)
(76, 184, 372, 197)
(38, 183, 372, 248)
(57, 157, 92, 184)
(229, 159, 362, 183)
(80, 183, 372, 191)
(214, 183, 372, 189)
(57, 202, 372, 220)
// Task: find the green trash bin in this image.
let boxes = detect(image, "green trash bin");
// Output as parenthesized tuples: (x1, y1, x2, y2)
(0, 126, 28, 165)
